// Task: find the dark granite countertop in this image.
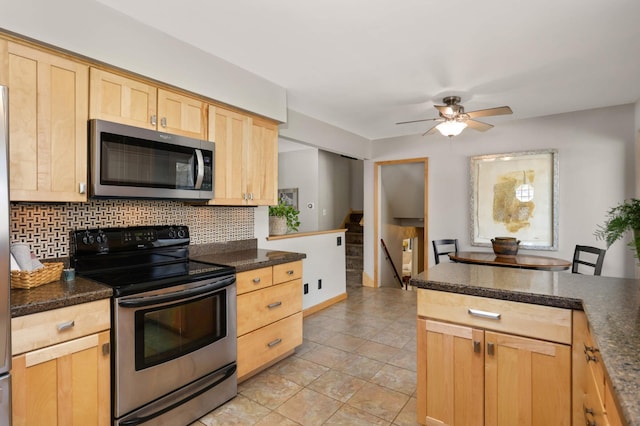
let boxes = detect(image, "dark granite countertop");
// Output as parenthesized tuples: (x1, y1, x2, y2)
(190, 248, 306, 273)
(410, 263, 640, 426)
(10, 241, 305, 317)
(11, 277, 112, 318)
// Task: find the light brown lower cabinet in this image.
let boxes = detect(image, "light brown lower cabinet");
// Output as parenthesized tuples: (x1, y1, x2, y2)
(11, 300, 111, 426)
(236, 261, 303, 380)
(417, 318, 571, 426)
(417, 289, 572, 426)
(572, 311, 626, 426)
(12, 331, 110, 426)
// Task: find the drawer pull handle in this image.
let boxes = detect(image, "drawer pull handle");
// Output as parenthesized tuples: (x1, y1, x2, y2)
(252, 277, 261, 284)
(473, 340, 481, 353)
(267, 338, 282, 348)
(267, 301, 282, 309)
(286, 270, 294, 275)
(57, 320, 75, 331)
(468, 308, 501, 320)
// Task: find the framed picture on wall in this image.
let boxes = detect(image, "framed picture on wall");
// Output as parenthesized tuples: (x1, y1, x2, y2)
(470, 149, 559, 250)
(278, 188, 299, 210)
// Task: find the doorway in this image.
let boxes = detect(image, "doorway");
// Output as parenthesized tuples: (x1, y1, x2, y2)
(374, 158, 428, 288)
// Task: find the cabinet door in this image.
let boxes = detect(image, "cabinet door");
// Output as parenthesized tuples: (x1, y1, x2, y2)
(208, 106, 248, 205)
(6, 43, 88, 202)
(485, 331, 570, 426)
(89, 68, 157, 130)
(245, 116, 278, 205)
(12, 330, 110, 426)
(417, 318, 484, 426)
(157, 88, 206, 139)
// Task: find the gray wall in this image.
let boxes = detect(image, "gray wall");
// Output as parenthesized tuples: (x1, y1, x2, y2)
(365, 104, 637, 280)
(277, 148, 319, 232)
(318, 151, 351, 230)
(278, 147, 359, 232)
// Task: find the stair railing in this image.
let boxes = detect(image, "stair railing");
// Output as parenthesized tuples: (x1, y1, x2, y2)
(380, 239, 405, 289)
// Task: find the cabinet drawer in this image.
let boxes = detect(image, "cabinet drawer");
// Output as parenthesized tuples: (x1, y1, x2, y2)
(417, 289, 571, 344)
(12, 299, 110, 355)
(273, 261, 302, 284)
(236, 267, 273, 295)
(237, 279, 302, 336)
(237, 312, 302, 379)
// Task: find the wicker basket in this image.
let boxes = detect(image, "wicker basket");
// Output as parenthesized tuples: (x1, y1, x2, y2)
(10, 262, 64, 289)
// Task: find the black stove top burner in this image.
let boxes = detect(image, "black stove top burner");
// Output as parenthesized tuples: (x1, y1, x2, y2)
(71, 225, 235, 296)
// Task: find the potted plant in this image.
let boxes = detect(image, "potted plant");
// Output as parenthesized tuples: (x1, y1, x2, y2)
(594, 198, 640, 257)
(268, 200, 300, 235)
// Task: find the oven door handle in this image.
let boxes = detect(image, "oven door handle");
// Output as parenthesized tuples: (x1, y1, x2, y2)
(118, 276, 236, 308)
(119, 363, 237, 426)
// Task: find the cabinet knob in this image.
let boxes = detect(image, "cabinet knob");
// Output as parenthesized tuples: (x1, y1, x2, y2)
(79, 182, 86, 194)
(160, 117, 167, 128)
(287, 270, 294, 275)
(252, 277, 261, 284)
(585, 353, 599, 363)
(487, 342, 495, 356)
(150, 115, 157, 126)
(473, 340, 481, 353)
(583, 343, 600, 353)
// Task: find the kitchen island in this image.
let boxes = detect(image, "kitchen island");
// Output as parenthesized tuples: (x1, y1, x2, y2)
(411, 263, 639, 426)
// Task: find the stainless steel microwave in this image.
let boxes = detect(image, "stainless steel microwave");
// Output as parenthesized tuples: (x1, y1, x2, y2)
(89, 119, 214, 200)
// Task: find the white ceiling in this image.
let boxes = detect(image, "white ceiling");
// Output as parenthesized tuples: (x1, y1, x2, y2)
(96, 0, 640, 140)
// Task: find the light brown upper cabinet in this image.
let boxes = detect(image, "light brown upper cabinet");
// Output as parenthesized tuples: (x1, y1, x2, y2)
(207, 106, 278, 205)
(0, 41, 89, 202)
(90, 68, 207, 140)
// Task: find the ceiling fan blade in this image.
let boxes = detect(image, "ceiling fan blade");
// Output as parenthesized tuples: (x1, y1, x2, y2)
(466, 106, 512, 119)
(466, 119, 494, 132)
(422, 124, 440, 136)
(396, 118, 439, 125)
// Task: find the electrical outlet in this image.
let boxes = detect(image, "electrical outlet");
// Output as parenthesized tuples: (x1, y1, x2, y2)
(303, 283, 309, 294)
(318, 279, 322, 290)
(337, 236, 342, 246)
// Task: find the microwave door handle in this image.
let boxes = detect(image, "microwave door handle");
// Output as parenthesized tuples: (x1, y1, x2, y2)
(194, 149, 205, 190)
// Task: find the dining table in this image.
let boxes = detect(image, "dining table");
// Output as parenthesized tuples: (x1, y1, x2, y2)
(448, 251, 571, 271)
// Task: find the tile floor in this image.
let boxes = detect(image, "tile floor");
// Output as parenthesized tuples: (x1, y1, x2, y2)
(193, 286, 419, 425)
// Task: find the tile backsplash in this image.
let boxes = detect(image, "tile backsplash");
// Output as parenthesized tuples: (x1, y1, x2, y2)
(10, 200, 255, 259)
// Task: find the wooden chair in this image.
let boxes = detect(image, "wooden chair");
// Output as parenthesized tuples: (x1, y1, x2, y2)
(432, 239, 459, 265)
(572, 245, 606, 276)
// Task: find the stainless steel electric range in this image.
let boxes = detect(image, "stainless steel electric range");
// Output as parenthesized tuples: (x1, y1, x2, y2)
(72, 225, 237, 426)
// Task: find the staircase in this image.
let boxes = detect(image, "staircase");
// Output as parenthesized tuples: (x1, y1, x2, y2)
(345, 211, 363, 287)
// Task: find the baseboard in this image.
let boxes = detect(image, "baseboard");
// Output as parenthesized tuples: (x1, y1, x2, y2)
(303, 292, 348, 317)
(362, 271, 376, 288)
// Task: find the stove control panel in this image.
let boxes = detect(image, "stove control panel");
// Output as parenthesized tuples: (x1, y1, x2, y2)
(72, 225, 190, 254)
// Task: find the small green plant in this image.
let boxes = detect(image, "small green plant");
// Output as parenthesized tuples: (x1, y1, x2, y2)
(594, 198, 640, 255)
(269, 199, 300, 233)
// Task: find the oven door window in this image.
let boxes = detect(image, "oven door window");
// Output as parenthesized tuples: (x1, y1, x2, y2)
(134, 290, 227, 370)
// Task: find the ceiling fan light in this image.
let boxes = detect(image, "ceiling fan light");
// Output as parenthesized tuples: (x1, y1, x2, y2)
(436, 120, 467, 137)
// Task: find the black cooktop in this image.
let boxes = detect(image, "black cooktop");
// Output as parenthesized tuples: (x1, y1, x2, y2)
(71, 225, 235, 295)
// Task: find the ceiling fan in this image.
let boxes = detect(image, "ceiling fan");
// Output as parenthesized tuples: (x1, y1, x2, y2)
(396, 96, 513, 137)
